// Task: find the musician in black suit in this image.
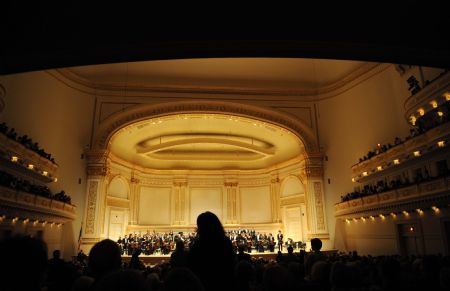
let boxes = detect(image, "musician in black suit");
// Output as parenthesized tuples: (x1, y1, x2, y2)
(277, 230, 284, 252)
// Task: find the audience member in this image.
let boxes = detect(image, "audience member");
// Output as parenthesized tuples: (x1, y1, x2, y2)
(0, 235, 48, 291)
(188, 211, 236, 291)
(305, 238, 327, 280)
(164, 267, 205, 291)
(170, 240, 189, 268)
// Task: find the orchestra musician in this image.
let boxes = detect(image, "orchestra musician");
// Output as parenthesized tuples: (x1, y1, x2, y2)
(277, 230, 284, 252)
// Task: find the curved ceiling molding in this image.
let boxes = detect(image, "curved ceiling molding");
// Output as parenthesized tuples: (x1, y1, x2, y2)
(108, 112, 305, 170)
(136, 135, 275, 161)
(46, 60, 390, 101)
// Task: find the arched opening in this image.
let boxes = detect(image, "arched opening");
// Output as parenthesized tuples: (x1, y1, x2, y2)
(82, 100, 328, 252)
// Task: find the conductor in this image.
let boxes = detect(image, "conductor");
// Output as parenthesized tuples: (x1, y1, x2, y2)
(277, 230, 284, 252)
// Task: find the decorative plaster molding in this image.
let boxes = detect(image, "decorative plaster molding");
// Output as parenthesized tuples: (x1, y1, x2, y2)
(93, 100, 319, 153)
(313, 182, 326, 230)
(87, 165, 110, 177)
(85, 181, 99, 234)
(47, 63, 389, 102)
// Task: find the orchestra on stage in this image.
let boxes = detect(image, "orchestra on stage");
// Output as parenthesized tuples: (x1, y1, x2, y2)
(117, 229, 306, 256)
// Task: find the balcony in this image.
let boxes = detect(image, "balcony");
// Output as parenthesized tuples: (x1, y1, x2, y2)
(0, 185, 76, 222)
(0, 134, 58, 183)
(335, 176, 450, 217)
(351, 121, 450, 182)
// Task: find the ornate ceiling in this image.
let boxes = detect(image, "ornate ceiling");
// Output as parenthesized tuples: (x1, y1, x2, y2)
(109, 113, 304, 170)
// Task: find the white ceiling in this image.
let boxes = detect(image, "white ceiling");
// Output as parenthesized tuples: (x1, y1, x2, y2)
(68, 58, 367, 91)
(110, 113, 304, 170)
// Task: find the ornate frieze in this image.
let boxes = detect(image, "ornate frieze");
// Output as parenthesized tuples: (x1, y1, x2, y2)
(85, 181, 99, 234)
(87, 165, 110, 177)
(313, 182, 326, 230)
(93, 101, 320, 153)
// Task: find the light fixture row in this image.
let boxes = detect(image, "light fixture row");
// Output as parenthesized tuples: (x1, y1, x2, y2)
(344, 206, 442, 224)
(353, 140, 446, 182)
(10, 155, 58, 182)
(0, 215, 63, 227)
(409, 93, 449, 125)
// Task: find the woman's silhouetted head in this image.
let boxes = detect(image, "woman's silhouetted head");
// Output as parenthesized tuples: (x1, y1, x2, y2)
(196, 211, 225, 240)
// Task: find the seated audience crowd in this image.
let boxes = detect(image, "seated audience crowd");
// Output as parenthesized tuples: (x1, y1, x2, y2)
(357, 99, 450, 164)
(0, 122, 57, 164)
(1, 211, 449, 291)
(0, 170, 72, 204)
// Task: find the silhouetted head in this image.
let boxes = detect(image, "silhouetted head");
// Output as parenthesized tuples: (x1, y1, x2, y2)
(88, 239, 122, 279)
(53, 249, 61, 259)
(311, 238, 322, 252)
(196, 211, 225, 240)
(287, 246, 294, 254)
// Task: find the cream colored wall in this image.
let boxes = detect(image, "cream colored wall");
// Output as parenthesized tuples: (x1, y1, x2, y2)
(240, 186, 271, 223)
(139, 187, 172, 225)
(0, 71, 95, 258)
(318, 65, 409, 248)
(318, 65, 447, 253)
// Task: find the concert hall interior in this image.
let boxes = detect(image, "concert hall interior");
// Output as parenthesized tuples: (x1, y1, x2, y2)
(1, 25, 450, 268)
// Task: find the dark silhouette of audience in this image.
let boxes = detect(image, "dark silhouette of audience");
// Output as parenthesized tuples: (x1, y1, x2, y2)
(3, 225, 450, 291)
(187, 211, 236, 291)
(0, 170, 72, 204)
(0, 121, 56, 163)
(170, 240, 189, 268)
(0, 235, 48, 291)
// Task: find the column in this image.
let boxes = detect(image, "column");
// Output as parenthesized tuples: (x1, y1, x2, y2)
(302, 153, 329, 240)
(129, 173, 141, 225)
(270, 176, 281, 222)
(81, 149, 110, 250)
(224, 181, 238, 224)
(173, 180, 188, 225)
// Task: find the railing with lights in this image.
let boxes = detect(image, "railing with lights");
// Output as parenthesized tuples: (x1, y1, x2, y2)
(335, 175, 450, 217)
(404, 70, 450, 124)
(0, 134, 58, 183)
(351, 121, 450, 182)
(0, 185, 76, 221)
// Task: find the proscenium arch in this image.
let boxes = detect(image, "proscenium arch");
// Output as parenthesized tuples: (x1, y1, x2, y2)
(92, 100, 320, 154)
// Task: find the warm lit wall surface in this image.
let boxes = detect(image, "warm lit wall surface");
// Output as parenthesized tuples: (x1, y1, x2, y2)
(1, 63, 447, 256)
(0, 71, 94, 257)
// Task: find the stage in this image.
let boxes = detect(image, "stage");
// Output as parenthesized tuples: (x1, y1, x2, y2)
(121, 249, 338, 266)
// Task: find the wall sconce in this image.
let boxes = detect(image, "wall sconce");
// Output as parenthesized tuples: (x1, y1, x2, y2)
(416, 208, 424, 215)
(351, 178, 356, 183)
(12, 217, 18, 224)
(33, 220, 39, 226)
(437, 141, 445, 147)
(430, 100, 438, 108)
(410, 115, 416, 125)
(390, 212, 397, 218)
(379, 214, 385, 220)
(393, 159, 400, 165)
(444, 92, 450, 101)
(353, 218, 358, 222)
(369, 216, 375, 221)
(27, 164, 34, 170)
(345, 219, 350, 224)
(23, 218, 29, 225)
(11, 156, 18, 162)
(413, 151, 421, 157)
(377, 166, 383, 171)
(437, 111, 444, 117)
(361, 217, 366, 221)
(57, 223, 62, 228)
(402, 210, 409, 217)
(418, 108, 425, 116)
(53, 177, 58, 182)
(42, 171, 48, 176)
(0, 215, 5, 222)
(50, 222, 55, 228)
(431, 206, 440, 213)
(409, 226, 415, 232)
(42, 221, 47, 226)
(362, 171, 368, 176)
